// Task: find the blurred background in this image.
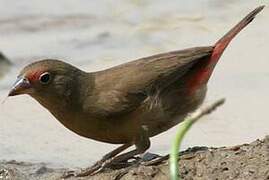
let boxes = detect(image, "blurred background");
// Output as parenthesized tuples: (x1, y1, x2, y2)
(0, 0, 268, 168)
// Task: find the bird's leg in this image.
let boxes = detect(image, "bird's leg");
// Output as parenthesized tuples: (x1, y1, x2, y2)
(92, 143, 133, 167)
(93, 126, 151, 174)
(63, 127, 150, 178)
(95, 125, 150, 166)
(62, 143, 132, 178)
(111, 127, 150, 163)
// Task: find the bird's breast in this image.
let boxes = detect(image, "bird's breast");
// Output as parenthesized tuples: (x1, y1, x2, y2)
(51, 110, 139, 144)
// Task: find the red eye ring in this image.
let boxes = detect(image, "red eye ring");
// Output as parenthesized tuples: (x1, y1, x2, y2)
(39, 72, 51, 84)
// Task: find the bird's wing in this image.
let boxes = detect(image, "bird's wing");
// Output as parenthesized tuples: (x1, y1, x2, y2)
(87, 46, 213, 117)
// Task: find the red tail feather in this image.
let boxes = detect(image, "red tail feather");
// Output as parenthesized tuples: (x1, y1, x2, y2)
(187, 6, 264, 94)
(210, 6, 264, 68)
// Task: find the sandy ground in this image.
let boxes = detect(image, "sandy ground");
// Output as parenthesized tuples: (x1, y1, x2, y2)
(0, 0, 269, 171)
(1, 136, 269, 180)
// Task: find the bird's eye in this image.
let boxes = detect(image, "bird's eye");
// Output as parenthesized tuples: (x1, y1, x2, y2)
(39, 72, 51, 84)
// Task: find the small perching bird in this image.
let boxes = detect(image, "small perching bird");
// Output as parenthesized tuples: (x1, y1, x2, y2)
(8, 6, 264, 177)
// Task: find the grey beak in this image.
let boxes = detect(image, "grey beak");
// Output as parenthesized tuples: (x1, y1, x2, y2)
(8, 76, 31, 96)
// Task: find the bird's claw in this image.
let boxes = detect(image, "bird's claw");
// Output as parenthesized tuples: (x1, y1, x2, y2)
(61, 156, 139, 178)
(61, 157, 120, 178)
(61, 164, 102, 179)
(141, 154, 168, 166)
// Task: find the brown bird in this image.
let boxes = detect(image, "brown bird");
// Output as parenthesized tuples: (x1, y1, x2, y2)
(8, 6, 264, 177)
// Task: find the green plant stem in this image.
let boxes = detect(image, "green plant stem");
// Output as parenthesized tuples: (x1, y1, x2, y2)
(169, 98, 225, 180)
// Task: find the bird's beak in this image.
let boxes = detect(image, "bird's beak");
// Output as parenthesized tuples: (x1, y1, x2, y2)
(8, 76, 32, 96)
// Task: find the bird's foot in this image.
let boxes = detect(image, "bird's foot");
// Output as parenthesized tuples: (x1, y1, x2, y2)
(61, 162, 103, 178)
(141, 152, 162, 161)
(87, 156, 134, 175)
(61, 158, 134, 178)
(61, 153, 166, 178)
(141, 153, 168, 166)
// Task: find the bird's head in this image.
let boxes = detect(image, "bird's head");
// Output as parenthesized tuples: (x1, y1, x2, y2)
(8, 59, 84, 104)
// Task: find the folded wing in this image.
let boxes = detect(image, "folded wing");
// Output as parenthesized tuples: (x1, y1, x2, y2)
(87, 46, 213, 117)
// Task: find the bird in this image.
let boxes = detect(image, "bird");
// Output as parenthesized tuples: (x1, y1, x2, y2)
(8, 6, 264, 177)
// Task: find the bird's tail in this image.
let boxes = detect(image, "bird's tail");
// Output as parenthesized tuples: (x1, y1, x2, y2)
(210, 5, 264, 65)
(187, 6, 264, 94)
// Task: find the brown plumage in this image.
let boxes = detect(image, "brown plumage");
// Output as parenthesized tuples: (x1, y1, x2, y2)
(8, 6, 264, 177)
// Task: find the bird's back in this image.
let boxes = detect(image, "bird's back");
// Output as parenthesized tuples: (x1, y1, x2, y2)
(94, 46, 213, 94)
(83, 47, 213, 140)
